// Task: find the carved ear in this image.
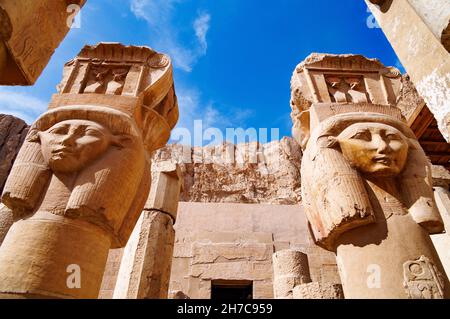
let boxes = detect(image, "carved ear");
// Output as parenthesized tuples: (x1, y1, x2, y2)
(27, 130, 41, 144)
(317, 136, 339, 148)
(111, 134, 135, 149)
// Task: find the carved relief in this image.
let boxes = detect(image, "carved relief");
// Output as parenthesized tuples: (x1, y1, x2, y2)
(0, 0, 87, 84)
(325, 75, 369, 103)
(83, 65, 130, 95)
(2, 107, 149, 247)
(403, 256, 445, 299)
(290, 54, 402, 150)
(301, 112, 442, 250)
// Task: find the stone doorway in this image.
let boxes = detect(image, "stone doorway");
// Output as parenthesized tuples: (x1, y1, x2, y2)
(211, 280, 253, 300)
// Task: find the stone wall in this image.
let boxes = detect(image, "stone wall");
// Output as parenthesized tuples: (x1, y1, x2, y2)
(99, 202, 339, 299)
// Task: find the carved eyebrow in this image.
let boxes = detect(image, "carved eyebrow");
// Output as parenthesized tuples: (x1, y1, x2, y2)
(48, 124, 69, 132)
(349, 129, 371, 138)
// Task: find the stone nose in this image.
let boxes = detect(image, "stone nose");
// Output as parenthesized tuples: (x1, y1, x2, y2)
(60, 132, 79, 146)
(373, 135, 392, 154)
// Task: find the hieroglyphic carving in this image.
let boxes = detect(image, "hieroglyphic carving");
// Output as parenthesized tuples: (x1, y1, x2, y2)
(403, 256, 445, 299)
(0, 0, 87, 85)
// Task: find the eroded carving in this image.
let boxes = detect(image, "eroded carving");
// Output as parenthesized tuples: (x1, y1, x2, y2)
(83, 65, 130, 95)
(0, 0, 88, 85)
(290, 54, 402, 150)
(403, 256, 445, 299)
(302, 112, 442, 249)
(3, 107, 148, 244)
(293, 54, 448, 298)
(0, 43, 178, 299)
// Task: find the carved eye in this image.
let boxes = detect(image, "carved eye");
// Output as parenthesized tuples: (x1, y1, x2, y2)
(48, 126, 68, 135)
(385, 133, 400, 141)
(351, 131, 371, 141)
(85, 128, 103, 137)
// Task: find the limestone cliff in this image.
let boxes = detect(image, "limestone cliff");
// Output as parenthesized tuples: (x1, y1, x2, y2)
(152, 137, 303, 204)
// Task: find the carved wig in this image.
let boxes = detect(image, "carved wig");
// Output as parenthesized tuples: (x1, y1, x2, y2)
(2, 105, 151, 247)
(302, 112, 443, 250)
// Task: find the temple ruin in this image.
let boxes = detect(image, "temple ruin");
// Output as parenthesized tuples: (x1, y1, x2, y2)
(0, 0, 449, 299)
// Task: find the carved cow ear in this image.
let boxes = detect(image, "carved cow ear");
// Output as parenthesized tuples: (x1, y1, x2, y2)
(27, 130, 41, 143)
(317, 135, 339, 148)
(111, 134, 135, 149)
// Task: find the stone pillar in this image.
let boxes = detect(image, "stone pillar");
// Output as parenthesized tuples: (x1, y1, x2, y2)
(291, 53, 450, 299)
(431, 186, 450, 278)
(0, 1, 87, 85)
(293, 282, 344, 299)
(0, 43, 179, 299)
(365, 0, 450, 141)
(272, 250, 311, 299)
(113, 162, 182, 299)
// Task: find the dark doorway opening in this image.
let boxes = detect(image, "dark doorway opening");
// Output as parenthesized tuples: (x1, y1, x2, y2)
(211, 280, 253, 299)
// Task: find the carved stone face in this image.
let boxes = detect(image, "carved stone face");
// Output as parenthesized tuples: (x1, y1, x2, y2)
(336, 123, 409, 176)
(39, 120, 112, 173)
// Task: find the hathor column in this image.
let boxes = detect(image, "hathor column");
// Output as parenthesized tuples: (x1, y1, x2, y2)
(291, 53, 450, 299)
(0, 43, 179, 299)
(0, 0, 87, 85)
(365, 0, 450, 141)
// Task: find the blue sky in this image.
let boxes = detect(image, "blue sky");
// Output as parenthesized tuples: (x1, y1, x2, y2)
(0, 0, 404, 146)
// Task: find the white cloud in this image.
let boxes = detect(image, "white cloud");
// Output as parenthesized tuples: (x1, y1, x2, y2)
(194, 13, 211, 53)
(0, 89, 47, 124)
(129, 0, 211, 72)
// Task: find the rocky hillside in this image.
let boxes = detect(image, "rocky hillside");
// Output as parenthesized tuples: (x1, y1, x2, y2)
(152, 137, 303, 204)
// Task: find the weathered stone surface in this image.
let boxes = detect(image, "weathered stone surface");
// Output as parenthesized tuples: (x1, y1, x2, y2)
(153, 137, 302, 204)
(431, 187, 450, 279)
(293, 282, 344, 299)
(396, 75, 426, 123)
(0, 204, 12, 246)
(0, 114, 28, 195)
(366, 0, 450, 141)
(0, 43, 178, 299)
(272, 250, 312, 299)
(293, 53, 449, 299)
(0, 0, 88, 85)
(432, 165, 450, 189)
(113, 211, 175, 299)
(166, 202, 338, 299)
(112, 163, 182, 299)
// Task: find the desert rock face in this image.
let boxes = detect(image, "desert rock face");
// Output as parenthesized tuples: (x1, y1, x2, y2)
(152, 137, 303, 204)
(0, 114, 28, 195)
